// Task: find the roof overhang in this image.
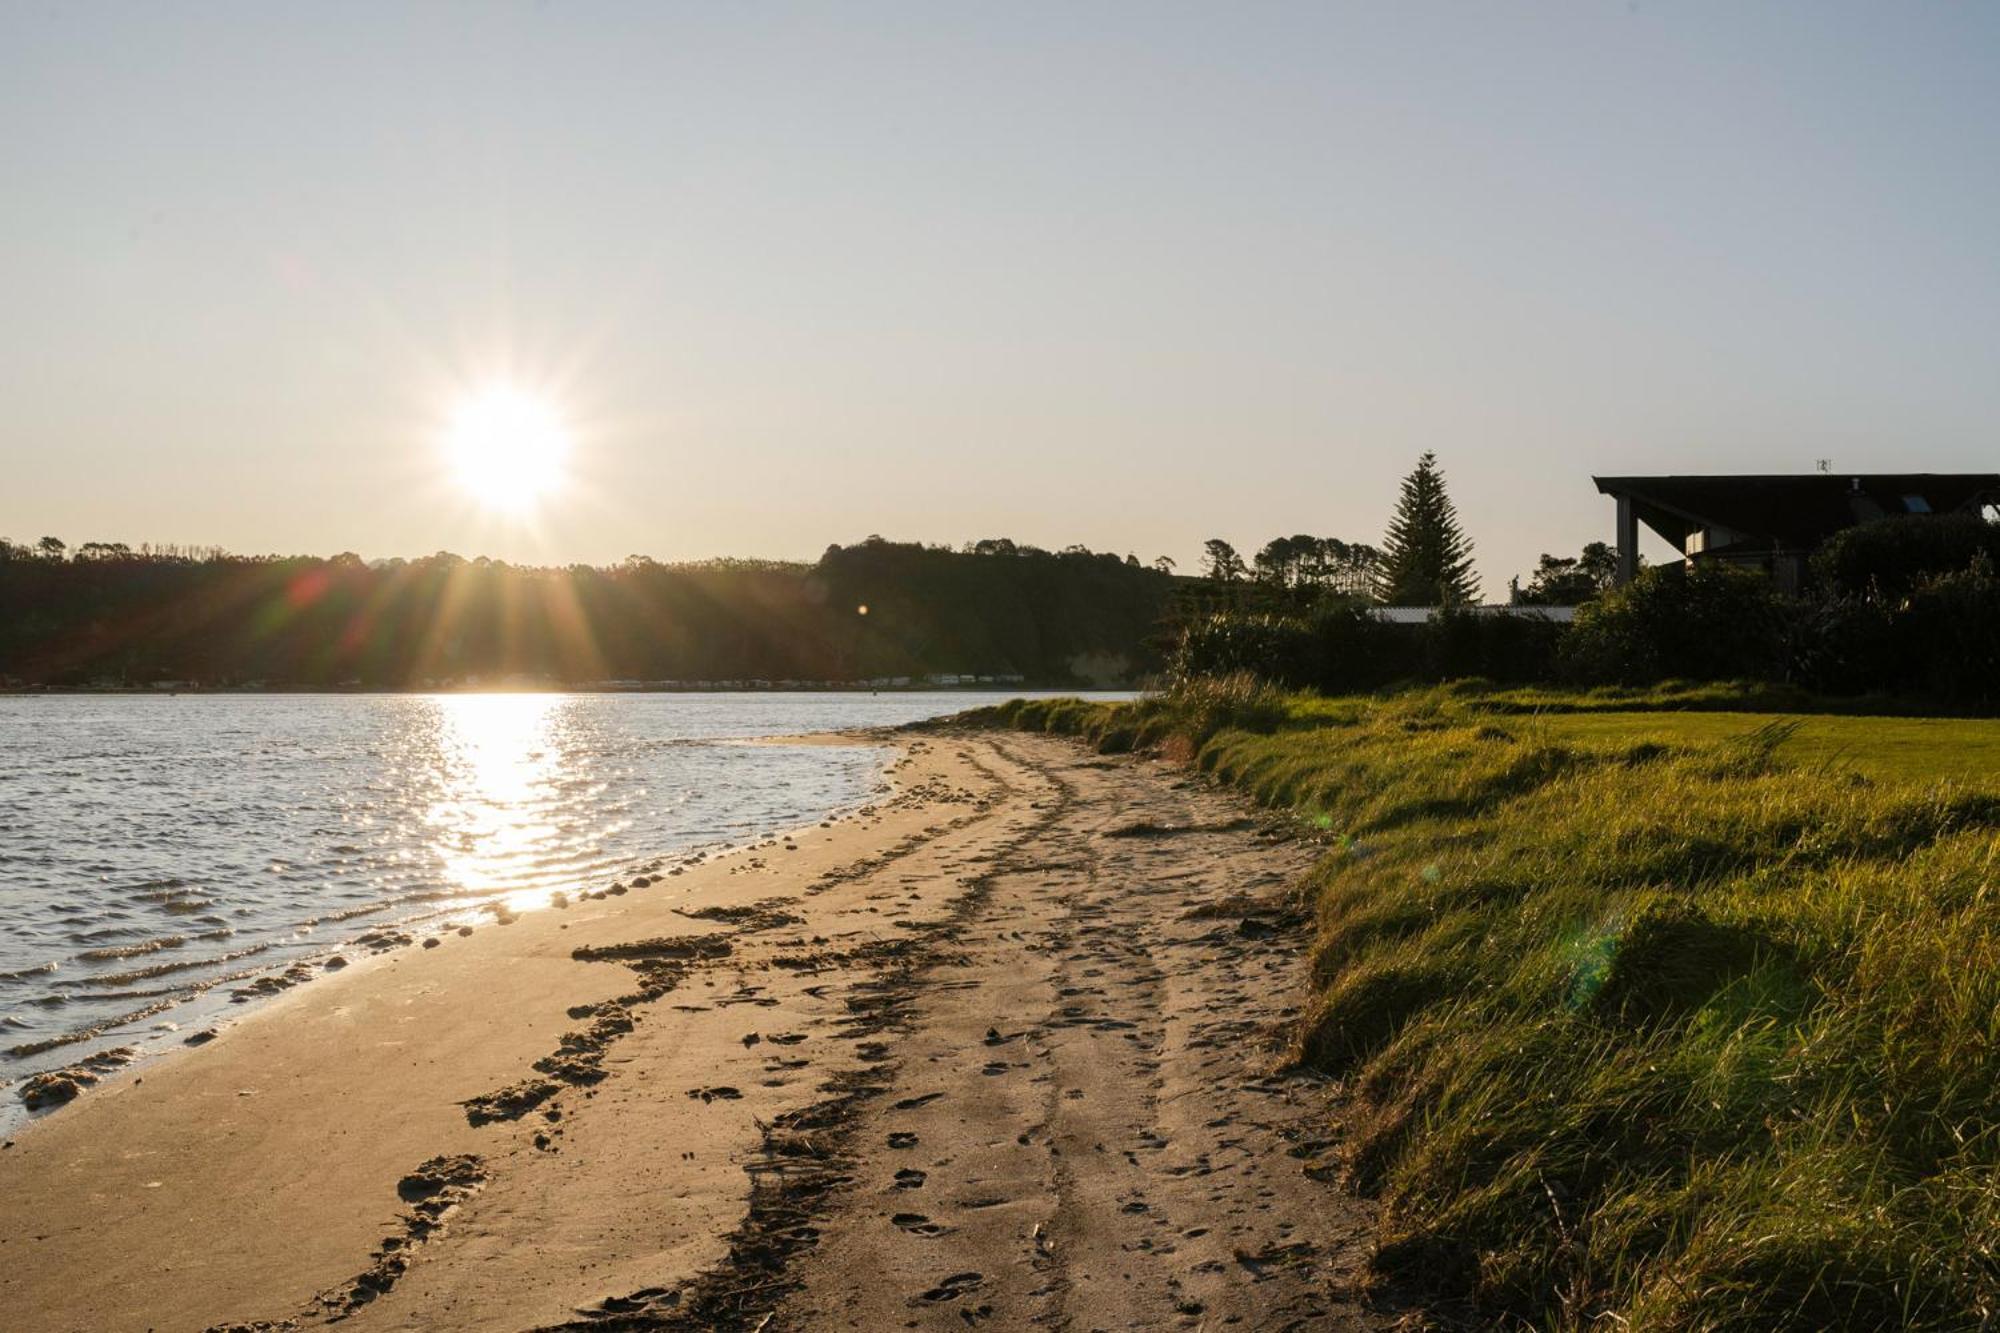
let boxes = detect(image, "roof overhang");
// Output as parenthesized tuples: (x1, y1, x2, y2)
(1593, 473, 2000, 551)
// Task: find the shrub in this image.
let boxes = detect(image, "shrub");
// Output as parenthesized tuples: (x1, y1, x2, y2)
(1785, 595, 1901, 696)
(1305, 604, 1402, 691)
(1782, 549, 2000, 704)
(1812, 512, 2000, 600)
(1172, 606, 1561, 693)
(1173, 535, 1997, 706)
(1563, 563, 1788, 684)
(1168, 612, 1319, 687)
(1899, 553, 2000, 705)
(1419, 607, 1564, 683)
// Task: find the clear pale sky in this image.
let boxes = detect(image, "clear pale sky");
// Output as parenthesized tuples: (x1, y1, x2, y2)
(5, 3, 1998, 593)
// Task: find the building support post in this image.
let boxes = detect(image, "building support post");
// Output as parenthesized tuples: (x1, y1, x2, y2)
(1615, 495, 1637, 585)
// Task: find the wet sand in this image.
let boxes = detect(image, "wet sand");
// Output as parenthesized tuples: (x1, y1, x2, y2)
(0, 732, 1379, 1332)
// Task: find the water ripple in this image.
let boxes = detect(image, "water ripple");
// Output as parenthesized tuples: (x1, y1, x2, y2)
(0, 691, 1069, 1110)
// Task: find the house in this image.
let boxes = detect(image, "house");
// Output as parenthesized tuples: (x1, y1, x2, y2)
(1595, 473, 2000, 592)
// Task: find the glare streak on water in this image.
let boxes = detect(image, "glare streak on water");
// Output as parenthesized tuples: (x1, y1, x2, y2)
(0, 691, 1085, 1106)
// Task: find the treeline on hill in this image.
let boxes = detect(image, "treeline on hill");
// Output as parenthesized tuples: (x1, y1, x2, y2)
(1177, 513, 2000, 707)
(0, 537, 1179, 688)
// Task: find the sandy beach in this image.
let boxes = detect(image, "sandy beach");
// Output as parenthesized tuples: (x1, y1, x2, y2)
(0, 730, 1377, 1332)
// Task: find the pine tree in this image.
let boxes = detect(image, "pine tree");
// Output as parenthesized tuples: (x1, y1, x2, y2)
(1201, 538, 1246, 583)
(1374, 451, 1479, 605)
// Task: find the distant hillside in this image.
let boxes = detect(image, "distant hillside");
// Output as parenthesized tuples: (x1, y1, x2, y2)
(0, 536, 1182, 688)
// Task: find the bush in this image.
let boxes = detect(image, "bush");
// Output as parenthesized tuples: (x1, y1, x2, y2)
(1168, 612, 1320, 687)
(1420, 607, 1564, 683)
(1172, 605, 1561, 693)
(1306, 604, 1403, 690)
(1812, 512, 2000, 600)
(1173, 530, 1999, 706)
(1786, 549, 2000, 703)
(1563, 563, 1789, 685)
(1785, 596, 1900, 696)
(1899, 553, 2000, 705)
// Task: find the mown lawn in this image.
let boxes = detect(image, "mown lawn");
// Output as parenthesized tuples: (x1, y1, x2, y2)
(960, 682, 2000, 1330)
(1531, 712, 2000, 785)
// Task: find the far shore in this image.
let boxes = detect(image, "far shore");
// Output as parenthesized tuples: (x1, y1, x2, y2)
(0, 682, 1142, 696)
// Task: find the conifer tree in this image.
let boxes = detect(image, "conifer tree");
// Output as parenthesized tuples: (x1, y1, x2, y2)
(1201, 538, 1246, 583)
(1374, 451, 1479, 605)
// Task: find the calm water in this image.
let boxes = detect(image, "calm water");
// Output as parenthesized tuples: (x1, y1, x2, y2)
(0, 691, 1079, 1111)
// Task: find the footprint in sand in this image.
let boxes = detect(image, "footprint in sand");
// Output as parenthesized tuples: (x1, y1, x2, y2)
(893, 1168, 927, 1190)
(892, 1212, 947, 1236)
(891, 1091, 946, 1111)
(886, 1131, 919, 1149)
(686, 1086, 743, 1103)
(916, 1272, 985, 1303)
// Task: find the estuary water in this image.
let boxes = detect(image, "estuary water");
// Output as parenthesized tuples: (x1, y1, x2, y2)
(0, 691, 1080, 1112)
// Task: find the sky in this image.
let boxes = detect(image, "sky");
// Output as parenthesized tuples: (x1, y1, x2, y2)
(5, 2, 1999, 595)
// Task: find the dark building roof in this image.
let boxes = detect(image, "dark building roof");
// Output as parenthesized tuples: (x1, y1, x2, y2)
(1593, 473, 2000, 551)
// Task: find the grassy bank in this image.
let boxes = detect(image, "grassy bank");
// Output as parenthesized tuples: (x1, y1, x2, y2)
(961, 682, 2000, 1329)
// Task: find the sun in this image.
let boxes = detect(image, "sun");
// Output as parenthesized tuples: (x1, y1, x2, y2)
(443, 384, 571, 512)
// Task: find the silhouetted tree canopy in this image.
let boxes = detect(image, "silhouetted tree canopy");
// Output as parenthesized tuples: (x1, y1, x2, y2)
(0, 536, 1183, 688)
(1510, 541, 1619, 606)
(1252, 535, 1381, 598)
(1201, 539, 1247, 583)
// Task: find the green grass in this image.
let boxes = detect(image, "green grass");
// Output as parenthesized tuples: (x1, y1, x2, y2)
(1529, 712, 2000, 785)
(962, 680, 2000, 1330)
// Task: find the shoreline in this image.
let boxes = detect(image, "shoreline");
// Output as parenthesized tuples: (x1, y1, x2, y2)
(0, 730, 1378, 1332)
(0, 728, 912, 1131)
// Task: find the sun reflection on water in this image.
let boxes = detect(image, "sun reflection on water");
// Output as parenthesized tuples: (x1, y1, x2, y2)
(427, 693, 567, 912)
